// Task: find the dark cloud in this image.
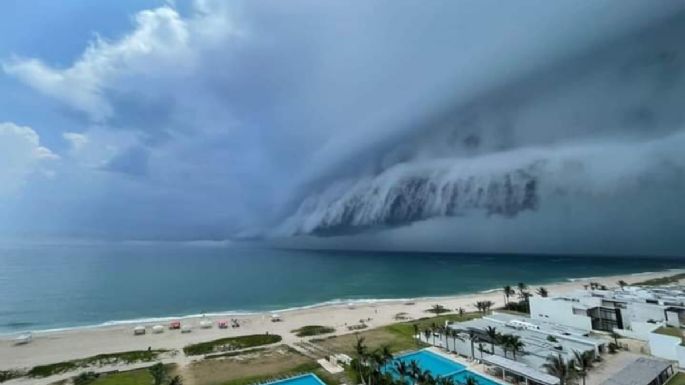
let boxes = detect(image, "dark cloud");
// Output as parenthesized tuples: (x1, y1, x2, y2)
(2, 0, 685, 256)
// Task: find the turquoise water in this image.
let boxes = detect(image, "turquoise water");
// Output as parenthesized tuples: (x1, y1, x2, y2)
(265, 374, 326, 385)
(390, 350, 466, 377)
(386, 350, 500, 385)
(0, 243, 683, 333)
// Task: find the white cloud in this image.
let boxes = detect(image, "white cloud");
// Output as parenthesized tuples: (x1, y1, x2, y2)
(0, 122, 58, 194)
(62, 132, 89, 151)
(2, 6, 193, 121)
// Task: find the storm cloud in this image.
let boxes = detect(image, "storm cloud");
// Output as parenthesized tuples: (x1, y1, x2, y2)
(1, 0, 685, 255)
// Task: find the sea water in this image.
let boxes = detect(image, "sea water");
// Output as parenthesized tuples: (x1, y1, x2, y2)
(0, 243, 682, 333)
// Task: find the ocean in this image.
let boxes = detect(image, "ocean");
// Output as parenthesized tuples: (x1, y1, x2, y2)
(0, 243, 682, 334)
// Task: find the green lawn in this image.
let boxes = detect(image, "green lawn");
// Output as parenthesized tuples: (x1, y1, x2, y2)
(654, 326, 683, 338)
(315, 312, 481, 356)
(90, 369, 153, 385)
(183, 334, 282, 356)
(666, 372, 685, 385)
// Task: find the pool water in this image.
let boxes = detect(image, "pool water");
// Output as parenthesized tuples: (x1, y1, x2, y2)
(390, 350, 466, 376)
(265, 374, 327, 385)
(385, 350, 501, 385)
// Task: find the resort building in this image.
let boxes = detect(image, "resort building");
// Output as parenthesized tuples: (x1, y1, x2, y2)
(599, 356, 675, 385)
(423, 312, 605, 384)
(529, 286, 685, 341)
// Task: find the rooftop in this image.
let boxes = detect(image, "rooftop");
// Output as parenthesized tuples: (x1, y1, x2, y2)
(482, 354, 560, 385)
(600, 357, 672, 385)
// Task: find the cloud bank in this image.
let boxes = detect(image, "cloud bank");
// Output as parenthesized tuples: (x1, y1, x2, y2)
(1, 0, 685, 255)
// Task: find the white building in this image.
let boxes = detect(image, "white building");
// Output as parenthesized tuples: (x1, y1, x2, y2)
(530, 286, 685, 341)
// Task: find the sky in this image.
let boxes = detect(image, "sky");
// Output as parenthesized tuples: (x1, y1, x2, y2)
(1, 1, 685, 256)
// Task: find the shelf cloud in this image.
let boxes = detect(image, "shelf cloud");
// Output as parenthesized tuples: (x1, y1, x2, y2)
(1, 0, 685, 255)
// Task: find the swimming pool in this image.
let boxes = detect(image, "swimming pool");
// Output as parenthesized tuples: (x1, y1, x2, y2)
(264, 374, 327, 385)
(386, 350, 501, 385)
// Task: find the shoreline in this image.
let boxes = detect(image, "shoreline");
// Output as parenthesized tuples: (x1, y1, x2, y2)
(1, 268, 683, 372)
(2, 268, 681, 337)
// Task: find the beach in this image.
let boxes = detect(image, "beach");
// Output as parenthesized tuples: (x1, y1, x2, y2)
(0, 269, 679, 375)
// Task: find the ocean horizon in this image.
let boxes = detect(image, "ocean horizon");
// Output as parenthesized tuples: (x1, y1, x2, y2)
(1, 243, 683, 335)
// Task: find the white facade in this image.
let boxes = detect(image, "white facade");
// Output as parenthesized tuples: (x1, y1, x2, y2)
(530, 286, 685, 341)
(530, 296, 594, 330)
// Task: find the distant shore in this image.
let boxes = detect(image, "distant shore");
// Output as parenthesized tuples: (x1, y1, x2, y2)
(1, 268, 682, 375)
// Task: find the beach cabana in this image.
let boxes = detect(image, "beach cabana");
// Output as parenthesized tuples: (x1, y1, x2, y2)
(200, 320, 212, 329)
(218, 320, 228, 329)
(169, 320, 181, 329)
(271, 314, 282, 322)
(14, 332, 32, 345)
(181, 324, 192, 333)
(134, 326, 146, 335)
(152, 325, 164, 334)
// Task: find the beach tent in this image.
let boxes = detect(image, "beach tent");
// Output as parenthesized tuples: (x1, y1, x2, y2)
(134, 326, 146, 335)
(270, 314, 282, 322)
(14, 332, 32, 345)
(169, 320, 181, 329)
(152, 325, 164, 334)
(218, 320, 228, 329)
(181, 324, 192, 333)
(200, 320, 212, 329)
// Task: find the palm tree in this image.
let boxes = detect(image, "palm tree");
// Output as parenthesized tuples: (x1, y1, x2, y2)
(498, 334, 511, 358)
(543, 354, 576, 385)
(484, 326, 498, 353)
(536, 287, 549, 297)
(507, 335, 525, 360)
(168, 376, 183, 385)
(458, 307, 465, 317)
(617, 280, 627, 290)
(355, 336, 368, 384)
(462, 376, 478, 385)
(149, 363, 167, 385)
(573, 350, 593, 385)
(503, 285, 513, 305)
(517, 282, 528, 297)
(466, 329, 479, 359)
(395, 361, 409, 385)
(409, 360, 421, 380)
(423, 329, 431, 345)
(413, 324, 419, 342)
(482, 300, 494, 313)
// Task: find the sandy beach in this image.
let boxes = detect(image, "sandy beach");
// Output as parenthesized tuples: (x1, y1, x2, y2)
(0, 269, 680, 376)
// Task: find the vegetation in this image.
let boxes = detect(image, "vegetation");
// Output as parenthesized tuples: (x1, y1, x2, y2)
(28, 350, 167, 377)
(183, 334, 282, 356)
(350, 337, 479, 385)
(542, 354, 576, 385)
(536, 287, 549, 297)
(502, 285, 515, 305)
(572, 350, 594, 385)
(546, 335, 558, 343)
(425, 304, 450, 314)
(316, 312, 480, 356)
(77, 364, 177, 385)
(292, 325, 336, 337)
(473, 300, 494, 314)
(205, 347, 268, 359)
(654, 326, 683, 339)
(634, 273, 685, 286)
(0, 370, 23, 383)
(216, 362, 321, 385)
(666, 372, 685, 385)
